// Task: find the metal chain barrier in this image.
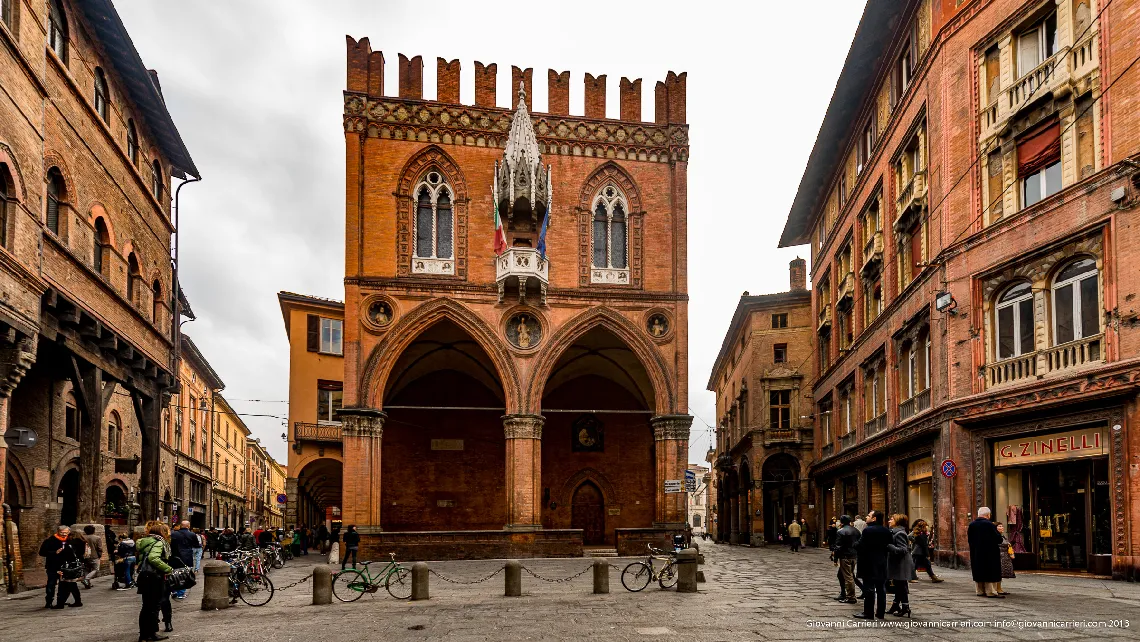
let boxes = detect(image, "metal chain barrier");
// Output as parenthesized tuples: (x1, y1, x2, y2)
(275, 572, 313, 591)
(518, 564, 594, 583)
(428, 566, 506, 585)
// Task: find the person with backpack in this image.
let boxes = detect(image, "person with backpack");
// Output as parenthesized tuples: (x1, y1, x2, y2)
(136, 522, 173, 641)
(80, 525, 104, 589)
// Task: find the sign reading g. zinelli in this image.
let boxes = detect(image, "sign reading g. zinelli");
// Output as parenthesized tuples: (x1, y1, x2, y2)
(993, 426, 1108, 467)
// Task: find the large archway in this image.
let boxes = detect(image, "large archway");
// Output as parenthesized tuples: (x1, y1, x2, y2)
(381, 318, 508, 531)
(296, 456, 342, 529)
(762, 453, 800, 543)
(540, 325, 655, 546)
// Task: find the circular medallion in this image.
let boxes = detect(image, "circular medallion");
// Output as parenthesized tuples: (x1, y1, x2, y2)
(505, 312, 542, 350)
(361, 295, 398, 333)
(647, 313, 670, 339)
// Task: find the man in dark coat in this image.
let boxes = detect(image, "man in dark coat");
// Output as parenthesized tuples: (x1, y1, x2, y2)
(38, 525, 73, 608)
(833, 515, 860, 603)
(217, 528, 239, 553)
(853, 510, 891, 619)
(170, 521, 200, 599)
(967, 507, 1003, 598)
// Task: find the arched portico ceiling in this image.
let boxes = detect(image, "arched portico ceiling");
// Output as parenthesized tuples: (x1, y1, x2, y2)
(541, 326, 652, 410)
(298, 457, 343, 510)
(384, 319, 504, 403)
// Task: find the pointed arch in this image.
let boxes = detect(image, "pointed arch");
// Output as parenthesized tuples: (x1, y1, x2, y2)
(577, 162, 644, 288)
(359, 298, 521, 412)
(394, 145, 470, 279)
(0, 142, 27, 202)
(558, 467, 618, 507)
(527, 306, 673, 414)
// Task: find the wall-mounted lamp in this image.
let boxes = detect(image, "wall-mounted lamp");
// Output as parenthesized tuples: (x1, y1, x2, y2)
(935, 291, 958, 314)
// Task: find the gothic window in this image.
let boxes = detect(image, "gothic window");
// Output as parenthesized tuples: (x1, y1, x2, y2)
(108, 411, 121, 455)
(46, 167, 65, 235)
(127, 252, 141, 304)
(152, 279, 162, 323)
(591, 185, 628, 271)
(152, 160, 164, 201)
(94, 67, 109, 123)
(93, 217, 109, 277)
(48, 0, 67, 62)
(0, 163, 12, 248)
(1052, 258, 1099, 345)
(995, 282, 1034, 360)
(127, 120, 138, 165)
(412, 170, 454, 274)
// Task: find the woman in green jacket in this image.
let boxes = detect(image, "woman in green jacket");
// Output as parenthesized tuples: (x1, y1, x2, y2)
(136, 523, 173, 642)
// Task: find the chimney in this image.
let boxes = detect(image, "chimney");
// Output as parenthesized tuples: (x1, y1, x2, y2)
(790, 257, 807, 292)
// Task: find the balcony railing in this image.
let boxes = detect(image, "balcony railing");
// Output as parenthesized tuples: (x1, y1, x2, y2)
(1008, 50, 1065, 115)
(894, 170, 927, 231)
(821, 443, 834, 459)
(898, 388, 931, 422)
(837, 272, 855, 307)
(1071, 32, 1098, 82)
(818, 304, 832, 331)
(864, 413, 887, 438)
(1045, 334, 1102, 373)
(987, 352, 1038, 387)
(763, 428, 801, 446)
(294, 421, 343, 443)
(839, 431, 857, 451)
(495, 247, 549, 304)
(861, 231, 883, 276)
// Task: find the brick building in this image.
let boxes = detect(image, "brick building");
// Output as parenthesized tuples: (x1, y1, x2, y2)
(1, 0, 197, 591)
(708, 261, 814, 546)
(161, 335, 222, 529)
(782, 0, 1140, 579)
(211, 395, 248, 530)
(296, 37, 694, 559)
(245, 438, 269, 530)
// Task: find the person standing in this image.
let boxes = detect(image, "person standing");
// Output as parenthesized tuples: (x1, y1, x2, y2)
(826, 519, 839, 552)
(38, 525, 73, 608)
(967, 507, 1003, 598)
(909, 519, 943, 582)
(833, 515, 860, 604)
(169, 521, 198, 599)
(787, 519, 801, 552)
(205, 528, 218, 558)
(136, 523, 173, 641)
(191, 528, 204, 571)
(217, 527, 238, 554)
(996, 522, 1015, 595)
(853, 514, 867, 532)
(886, 514, 916, 617)
(341, 525, 360, 570)
(115, 532, 137, 590)
(852, 510, 890, 620)
(318, 524, 330, 554)
(799, 518, 809, 548)
(81, 525, 103, 589)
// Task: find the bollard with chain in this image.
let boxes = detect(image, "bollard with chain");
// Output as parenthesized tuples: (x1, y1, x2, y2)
(201, 560, 231, 610)
(504, 560, 521, 596)
(592, 558, 609, 594)
(411, 562, 429, 601)
(312, 566, 332, 605)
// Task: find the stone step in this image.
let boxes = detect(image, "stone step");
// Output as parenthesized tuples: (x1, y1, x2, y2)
(584, 548, 619, 557)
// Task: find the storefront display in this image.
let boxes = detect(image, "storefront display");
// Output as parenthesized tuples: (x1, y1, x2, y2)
(992, 424, 1111, 573)
(905, 458, 933, 527)
(868, 471, 887, 514)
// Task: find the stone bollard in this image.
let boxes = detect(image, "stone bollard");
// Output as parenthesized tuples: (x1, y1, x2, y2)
(312, 565, 332, 605)
(696, 570, 706, 583)
(677, 548, 698, 593)
(411, 562, 429, 601)
(504, 560, 521, 597)
(201, 560, 232, 610)
(592, 558, 609, 594)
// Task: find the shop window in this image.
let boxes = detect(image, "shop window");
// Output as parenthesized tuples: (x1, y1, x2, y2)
(1052, 257, 1099, 345)
(996, 282, 1035, 360)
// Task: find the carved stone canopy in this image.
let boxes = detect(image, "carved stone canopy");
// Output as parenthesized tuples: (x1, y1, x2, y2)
(495, 83, 551, 222)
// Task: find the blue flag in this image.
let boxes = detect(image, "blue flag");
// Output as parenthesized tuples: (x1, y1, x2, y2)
(537, 206, 550, 259)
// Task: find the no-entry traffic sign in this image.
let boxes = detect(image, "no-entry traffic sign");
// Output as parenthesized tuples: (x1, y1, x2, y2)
(940, 459, 957, 478)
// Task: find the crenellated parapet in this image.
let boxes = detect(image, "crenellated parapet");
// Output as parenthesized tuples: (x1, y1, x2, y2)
(343, 36, 688, 163)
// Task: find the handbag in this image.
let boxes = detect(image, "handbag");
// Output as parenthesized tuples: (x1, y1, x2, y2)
(167, 566, 197, 592)
(60, 555, 84, 582)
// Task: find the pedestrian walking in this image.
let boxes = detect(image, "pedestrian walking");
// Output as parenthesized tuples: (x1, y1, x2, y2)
(54, 529, 88, 607)
(787, 520, 801, 552)
(832, 515, 859, 603)
(825, 518, 839, 551)
(886, 514, 916, 618)
(853, 514, 867, 532)
(238, 527, 255, 550)
(996, 522, 1015, 595)
(136, 522, 173, 641)
(341, 525, 360, 570)
(191, 528, 204, 571)
(967, 507, 1003, 598)
(205, 528, 218, 557)
(38, 525, 74, 608)
(318, 524, 330, 554)
(852, 509, 890, 620)
(908, 519, 943, 582)
(169, 521, 198, 599)
(81, 524, 103, 589)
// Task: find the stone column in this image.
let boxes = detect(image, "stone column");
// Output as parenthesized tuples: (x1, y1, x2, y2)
(338, 408, 386, 531)
(652, 414, 692, 528)
(503, 414, 543, 530)
(285, 477, 299, 527)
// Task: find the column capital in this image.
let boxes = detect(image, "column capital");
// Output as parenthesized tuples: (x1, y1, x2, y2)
(502, 414, 544, 439)
(338, 407, 387, 438)
(651, 414, 692, 441)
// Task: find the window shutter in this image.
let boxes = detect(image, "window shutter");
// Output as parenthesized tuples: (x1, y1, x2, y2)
(47, 194, 59, 233)
(306, 314, 320, 352)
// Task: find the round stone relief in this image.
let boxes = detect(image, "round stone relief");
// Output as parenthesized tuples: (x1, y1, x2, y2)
(506, 312, 542, 350)
(361, 296, 397, 333)
(647, 313, 670, 339)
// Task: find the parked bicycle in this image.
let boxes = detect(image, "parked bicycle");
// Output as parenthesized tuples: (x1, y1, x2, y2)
(621, 544, 679, 591)
(260, 543, 285, 570)
(332, 553, 411, 601)
(220, 550, 275, 606)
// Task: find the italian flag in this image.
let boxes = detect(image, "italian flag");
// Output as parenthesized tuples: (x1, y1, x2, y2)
(493, 197, 508, 255)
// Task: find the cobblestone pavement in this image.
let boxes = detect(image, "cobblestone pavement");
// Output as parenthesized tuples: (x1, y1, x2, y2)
(2, 542, 1138, 641)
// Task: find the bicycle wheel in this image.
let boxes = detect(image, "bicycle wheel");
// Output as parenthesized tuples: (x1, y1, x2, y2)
(333, 569, 368, 602)
(271, 552, 284, 570)
(238, 572, 274, 606)
(385, 566, 412, 599)
(621, 562, 652, 592)
(657, 561, 678, 589)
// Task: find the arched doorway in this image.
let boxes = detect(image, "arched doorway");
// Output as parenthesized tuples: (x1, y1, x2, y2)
(737, 461, 752, 544)
(6, 469, 24, 527)
(104, 484, 128, 525)
(297, 457, 343, 529)
(763, 454, 800, 543)
(571, 481, 605, 545)
(541, 326, 656, 545)
(58, 469, 79, 527)
(381, 319, 507, 531)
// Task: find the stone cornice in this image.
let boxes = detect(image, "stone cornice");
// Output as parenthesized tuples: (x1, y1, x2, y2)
(343, 93, 689, 163)
(345, 276, 688, 303)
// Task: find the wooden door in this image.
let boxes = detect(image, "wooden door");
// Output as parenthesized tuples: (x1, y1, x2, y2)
(571, 482, 605, 545)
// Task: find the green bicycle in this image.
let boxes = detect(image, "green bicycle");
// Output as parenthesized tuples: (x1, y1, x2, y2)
(332, 553, 412, 601)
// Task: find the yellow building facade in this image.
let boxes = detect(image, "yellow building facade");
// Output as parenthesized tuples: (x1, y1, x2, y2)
(211, 395, 249, 529)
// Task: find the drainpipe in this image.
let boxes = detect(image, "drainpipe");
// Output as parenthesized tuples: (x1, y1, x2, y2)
(170, 176, 201, 379)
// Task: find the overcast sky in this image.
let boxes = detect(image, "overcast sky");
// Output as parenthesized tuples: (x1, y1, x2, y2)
(114, 0, 865, 466)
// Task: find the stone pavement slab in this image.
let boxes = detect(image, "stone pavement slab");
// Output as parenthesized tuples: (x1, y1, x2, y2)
(1, 543, 1137, 641)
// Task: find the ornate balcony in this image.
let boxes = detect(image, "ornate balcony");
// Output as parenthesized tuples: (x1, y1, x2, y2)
(864, 413, 887, 438)
(495, 247, 549, 305)
(898, 388, 931, 422)
(837, 272, 855, 308)
(986, 352, 1038, 387)
(763, 428, 808, 447)
(894, 170, 927, 232)
(1044, 333, 1102, 373)
(980, 41, 1094, 141)
(817, 304, 832, 332)
(294, 421, 342, 443)
(839, 431, 857, 451)
(861, 231, 883, 276)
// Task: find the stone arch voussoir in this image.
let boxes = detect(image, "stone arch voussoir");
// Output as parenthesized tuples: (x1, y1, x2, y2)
(559, 467, 618, 507)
